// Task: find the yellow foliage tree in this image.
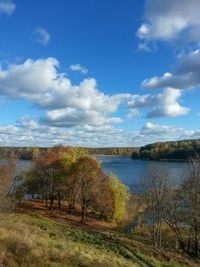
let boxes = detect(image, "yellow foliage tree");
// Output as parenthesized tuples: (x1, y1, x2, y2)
(109, 172, 129, 223)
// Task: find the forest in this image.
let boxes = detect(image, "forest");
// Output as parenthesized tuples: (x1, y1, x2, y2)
(0, 146, 139, 160)
(132, 139, 200, 161)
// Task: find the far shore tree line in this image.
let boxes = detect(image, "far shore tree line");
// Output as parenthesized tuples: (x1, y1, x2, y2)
(132, 139, 200, 160)
(0, 146, 139, 160)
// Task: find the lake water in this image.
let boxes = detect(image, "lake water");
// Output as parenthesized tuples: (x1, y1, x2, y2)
(96, 157, 188, 193)
(0, 157, 188, 194)
(0, 159, 32, 175)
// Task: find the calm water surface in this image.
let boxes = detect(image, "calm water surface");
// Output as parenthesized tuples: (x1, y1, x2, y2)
(96, 157, 188, 193)
(0, 157, 188, 194)
(0, 159, 32, 175)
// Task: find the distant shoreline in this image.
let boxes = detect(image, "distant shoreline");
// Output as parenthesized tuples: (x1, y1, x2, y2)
(132, 157, 188, 162)
(91, 154, 128, 158)
(92, 155, 188, 162)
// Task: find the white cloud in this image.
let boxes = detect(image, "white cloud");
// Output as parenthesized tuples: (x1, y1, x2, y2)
(137, 0, 200, 42)
(34, 27, 50, 45)
(70, 64, 88, 74)
(131, 122, 200, 146)
(0, 118, 131, 147)
(127, 87, 189, 118)
(137, 43, 151, 52)
(0, 0, 15, 15)
(0, 56, 193, 147)
(0, 57, 130, 128)
(17, 115, 38, 130)
(0, 125, 19, 135)
(126, 109, 142, 119)
(0, 57, 58, 100)
(142, 50, 200, 91)
(140, 122, 182, 136)
(0, 118, 200, 147)
(40, 108, 123, 128)
(36, 77, 130, 112)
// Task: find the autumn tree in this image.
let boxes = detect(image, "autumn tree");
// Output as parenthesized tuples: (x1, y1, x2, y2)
(164, 187, 189, 252)
(109, 172, 129, 223)
(164, 156, 200, 257)
(73, 157, 111, 223)
(62, 147, 88, 213)
(142, 164, 171, 248)
(94, 172, 113, 220)
(0, 160, 16, 213)
(16, 145, 88, 212)
(32, 145, 66, 210)
(16, 166, 43, 200)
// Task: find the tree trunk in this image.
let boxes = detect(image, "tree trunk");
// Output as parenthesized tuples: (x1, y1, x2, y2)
(50, 196, 54, 211)
(179, 240, 185, 251)
(68, 203, 72, 214)
(81, 204, 86, 223)
(99, 211, 103, 220)
(187, 233, 191, 253)
(57, 190, 61, 209)
(195, 232, 199, 258)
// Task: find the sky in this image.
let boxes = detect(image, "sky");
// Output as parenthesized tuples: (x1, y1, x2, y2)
(0, 0, 200, 147)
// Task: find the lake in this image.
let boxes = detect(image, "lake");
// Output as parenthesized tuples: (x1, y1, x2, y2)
(96, 157, 188, 193)
(0, 157, 188, 194)
(0, 159, 32, 175)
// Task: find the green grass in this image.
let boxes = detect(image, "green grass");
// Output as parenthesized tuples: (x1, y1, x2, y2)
(0, 214, 197, 266)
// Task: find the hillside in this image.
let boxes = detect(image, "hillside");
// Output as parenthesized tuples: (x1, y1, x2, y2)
(132, 139, 200, 161)
(0, 200, 199, 267)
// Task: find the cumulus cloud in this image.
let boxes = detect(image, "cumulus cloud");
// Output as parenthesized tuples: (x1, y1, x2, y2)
(0, 57, 58, 100)
(142, 50, 200, 91)
(127, 87, 189, 118)
(126, 109, 142, 119)
(0, 0, 15, 15)
(36, 78, 129, 112)
(0, 118, 131, 147)
(1, 118, 200, 147)
(40, 108, 123, 128)
(17, 115, 38, 130)
(137, 0, 200, 42)
(131, 122, 200, 146)
(140, 122, 182, 136)
(0, 57, 130, 128)
(70, 64, 88, 74)
(34, 27, 50, 45)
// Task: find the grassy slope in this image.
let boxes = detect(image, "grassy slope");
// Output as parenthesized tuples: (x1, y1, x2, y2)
(0, 213, 198, 267)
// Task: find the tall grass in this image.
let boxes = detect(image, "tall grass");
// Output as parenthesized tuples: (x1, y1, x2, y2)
(0, 214, 197, 266)
(0, 214, 135, 267)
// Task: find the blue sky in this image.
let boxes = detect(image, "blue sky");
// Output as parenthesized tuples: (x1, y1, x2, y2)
(0, 0, 200, 147)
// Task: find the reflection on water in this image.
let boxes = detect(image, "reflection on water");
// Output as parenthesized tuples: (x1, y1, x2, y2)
(96, 157, 188, 194)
